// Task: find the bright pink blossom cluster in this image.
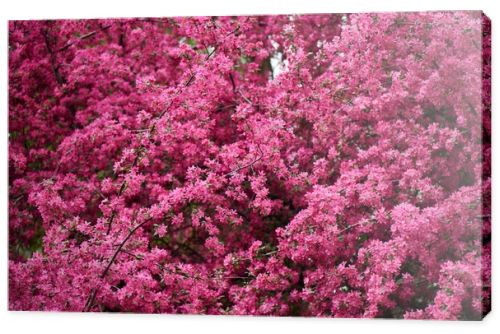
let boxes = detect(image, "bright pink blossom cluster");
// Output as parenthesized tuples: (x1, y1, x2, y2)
(9, 11, 490, 319)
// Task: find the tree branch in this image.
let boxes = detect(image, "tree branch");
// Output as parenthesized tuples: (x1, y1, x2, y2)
(83, 217, 152, 312)
(337, 218, 376, 235)
(58, 24, 112, 52)
(224, 144, 264, 177)
(42, 28, 64, 85)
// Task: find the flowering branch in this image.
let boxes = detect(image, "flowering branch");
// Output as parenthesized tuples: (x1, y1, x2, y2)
(58, 24, 112, 52)
(83, 217, 152, 311)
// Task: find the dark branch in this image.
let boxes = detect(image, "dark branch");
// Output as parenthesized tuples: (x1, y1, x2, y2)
(58, 24, 112, 52)
(83, 217, 152, 312)
(229, 73, 236, 93)
(224, 145, 264, 177)
(42, 28, 64, 85)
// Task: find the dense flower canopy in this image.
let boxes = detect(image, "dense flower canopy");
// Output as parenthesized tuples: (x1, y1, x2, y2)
(8, 11, 490, 319)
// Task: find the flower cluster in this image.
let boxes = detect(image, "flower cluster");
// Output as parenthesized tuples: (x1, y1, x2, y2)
(8, 12, 490, 319)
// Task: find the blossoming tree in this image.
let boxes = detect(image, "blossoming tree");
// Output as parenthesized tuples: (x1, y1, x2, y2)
(8, 11, 491, 319)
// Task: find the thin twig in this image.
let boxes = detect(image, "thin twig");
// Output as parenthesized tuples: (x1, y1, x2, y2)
(120, 249, 143, 260)
(237, 89, 253, 105)
(12, 193, 25, 204)
(337, 218, 375, 235)
(58, 25, 112, 52)
(262, 250, 278, 256)
(224, 145, 264, 177)
(83, 217, 152, 311)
